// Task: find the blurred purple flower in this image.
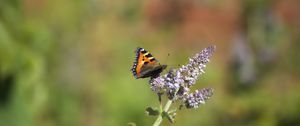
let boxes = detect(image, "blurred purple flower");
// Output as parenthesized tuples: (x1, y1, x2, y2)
(149, 45, 216, 108)
(185, 88, 214, 108)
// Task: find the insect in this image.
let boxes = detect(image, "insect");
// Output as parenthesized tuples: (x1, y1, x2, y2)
(131, 47, 167, 79)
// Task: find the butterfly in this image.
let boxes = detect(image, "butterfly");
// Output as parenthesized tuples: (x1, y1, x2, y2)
(131, 47, 167, 79)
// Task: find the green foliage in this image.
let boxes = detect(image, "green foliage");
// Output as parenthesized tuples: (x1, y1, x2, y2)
(1, 0, 300, 126)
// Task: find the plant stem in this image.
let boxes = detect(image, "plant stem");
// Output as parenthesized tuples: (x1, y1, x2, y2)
(152, 99, 173, 126)
(153, 88, 179, 126)
(152, 113, 163, 126)
(163, 100, 172, 112)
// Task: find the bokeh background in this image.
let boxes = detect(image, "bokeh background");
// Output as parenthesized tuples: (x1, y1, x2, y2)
(1, 0, 300, 126)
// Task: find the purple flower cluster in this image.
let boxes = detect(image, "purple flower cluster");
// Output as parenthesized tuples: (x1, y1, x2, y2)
(149, 45, 216, 108)
(185, 88, 214, 108)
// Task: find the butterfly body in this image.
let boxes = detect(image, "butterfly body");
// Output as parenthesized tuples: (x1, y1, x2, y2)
(131, 47, 167, 79)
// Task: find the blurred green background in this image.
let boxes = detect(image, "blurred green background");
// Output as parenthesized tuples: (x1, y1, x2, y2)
(1, 0, 300, 126)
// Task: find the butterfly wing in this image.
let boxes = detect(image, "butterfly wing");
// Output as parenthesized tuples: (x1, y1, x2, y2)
(139, 63, 167, 78)
(131, 47, 167, 79)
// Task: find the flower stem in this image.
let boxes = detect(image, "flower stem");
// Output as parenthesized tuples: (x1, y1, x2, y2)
(152, 113, 163, 126)
(152, 99, 173, 126)
(163, 100, 172, 112)
(153, 88, 179, 126)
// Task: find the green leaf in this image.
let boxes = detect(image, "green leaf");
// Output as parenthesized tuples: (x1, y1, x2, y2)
(145, 107, 160, 116)
(162, 111, 176, 123)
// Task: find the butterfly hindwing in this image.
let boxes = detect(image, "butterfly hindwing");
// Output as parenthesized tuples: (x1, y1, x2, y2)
(139, 63, 167, 78)
(131, 47, 167, 79)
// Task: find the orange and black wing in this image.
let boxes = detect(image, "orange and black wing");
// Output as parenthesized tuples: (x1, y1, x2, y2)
(131, 47, 166, 79)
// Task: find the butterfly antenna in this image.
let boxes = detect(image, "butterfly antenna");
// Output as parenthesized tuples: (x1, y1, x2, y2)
(165, 53, 170, 65)
(163, 53, 178, 67)
(169, 53, 185, 68)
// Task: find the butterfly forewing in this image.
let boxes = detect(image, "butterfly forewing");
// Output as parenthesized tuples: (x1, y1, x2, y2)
(131, 47, 166, 79)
